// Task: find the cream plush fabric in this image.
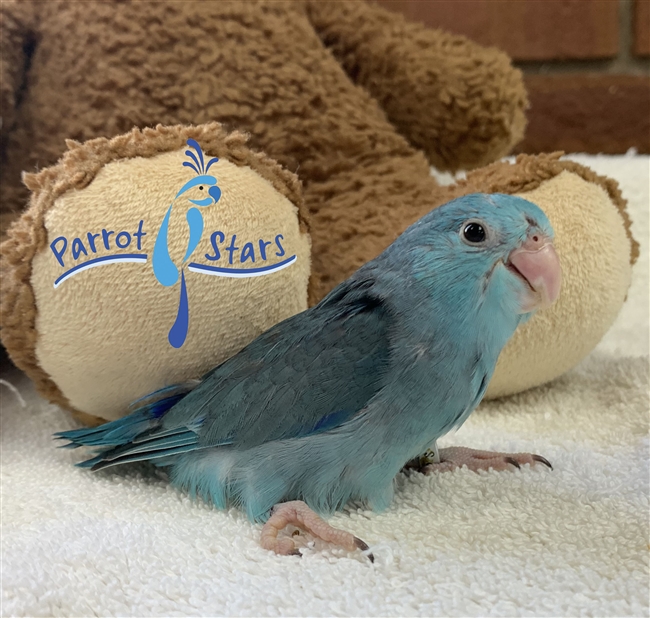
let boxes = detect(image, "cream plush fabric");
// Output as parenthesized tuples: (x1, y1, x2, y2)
(488, 170, 633, 398)
(32, 151, 311, 420)
(1, 154, 648, 617)
(0, 124, 311, 425)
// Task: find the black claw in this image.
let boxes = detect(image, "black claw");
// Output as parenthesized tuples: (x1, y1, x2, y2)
(505, 457, 521, 469)
(288, 549, 302, 557)
(533, 454, 553, 470)
(354, 536, 374, 563)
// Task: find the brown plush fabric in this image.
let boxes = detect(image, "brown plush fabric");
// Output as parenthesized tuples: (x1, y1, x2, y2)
(0, 2, 34, 144)
(0, 1, 35, 232)
(0, 0, 636, 415)
(0, 0, 527, 304)
(0, 123, 306, 423)
(306, 0, 528, 171)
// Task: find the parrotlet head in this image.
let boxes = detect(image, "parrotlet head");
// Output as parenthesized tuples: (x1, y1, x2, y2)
(393, 193, 561, 315)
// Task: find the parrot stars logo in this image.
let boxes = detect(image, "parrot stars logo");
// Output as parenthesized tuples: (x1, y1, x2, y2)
(48, 139, 298, 349)
(152, 139, 222, 348)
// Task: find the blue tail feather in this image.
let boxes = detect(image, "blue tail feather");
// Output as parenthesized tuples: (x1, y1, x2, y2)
(55, 381, 202, 469)
(128, 380, 200, 412)
(131, 424, 199, 444)
(57, 441, 82, 450)
(53, 409, 153, 447)
(75, 455, 105, 469)
(101, 431, 198, 462)
(89, 444, 200, 471)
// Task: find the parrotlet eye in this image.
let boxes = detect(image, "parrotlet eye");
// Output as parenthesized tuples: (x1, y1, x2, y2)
(199, 186, 204, 191)
(462, 222, 486, 244)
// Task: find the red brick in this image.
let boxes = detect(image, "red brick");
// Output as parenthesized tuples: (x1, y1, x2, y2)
(634, 0, 650, 56)
(376, 0, 619, 61)
(515, 75, 650, 154)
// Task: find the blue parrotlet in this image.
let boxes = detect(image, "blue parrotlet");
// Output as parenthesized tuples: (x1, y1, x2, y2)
(56, 193, 561, 559)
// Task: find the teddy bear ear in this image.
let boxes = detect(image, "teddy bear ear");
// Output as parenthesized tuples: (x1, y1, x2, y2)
(452, 153, 635, 400)
(1, 123, 312, 424)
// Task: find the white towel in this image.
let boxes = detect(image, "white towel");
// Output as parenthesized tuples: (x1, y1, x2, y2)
(2, 154, 648, 617)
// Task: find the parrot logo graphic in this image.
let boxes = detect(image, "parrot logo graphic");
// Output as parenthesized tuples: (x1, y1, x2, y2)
(152, 139, 221, 348)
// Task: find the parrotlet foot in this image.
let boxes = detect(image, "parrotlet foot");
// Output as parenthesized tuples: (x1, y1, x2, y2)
(410, 446, 553, 473)
(260, 500, 374, 562)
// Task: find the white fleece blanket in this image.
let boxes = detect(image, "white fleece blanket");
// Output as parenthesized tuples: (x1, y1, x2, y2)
(1, 154, 648, 617)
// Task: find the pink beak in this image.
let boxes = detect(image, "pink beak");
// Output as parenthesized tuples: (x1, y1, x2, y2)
(507, 234, 561, 313)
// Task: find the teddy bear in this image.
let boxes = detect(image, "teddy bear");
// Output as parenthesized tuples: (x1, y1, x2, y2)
(0, 0, 637, 424)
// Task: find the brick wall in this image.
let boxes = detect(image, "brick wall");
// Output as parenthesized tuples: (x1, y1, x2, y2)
(376, 0, 650, 155)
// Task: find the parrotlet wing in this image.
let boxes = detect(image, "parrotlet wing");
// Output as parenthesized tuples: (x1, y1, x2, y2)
(59, 275, 394, 470)
(160, 275, 393, 449)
